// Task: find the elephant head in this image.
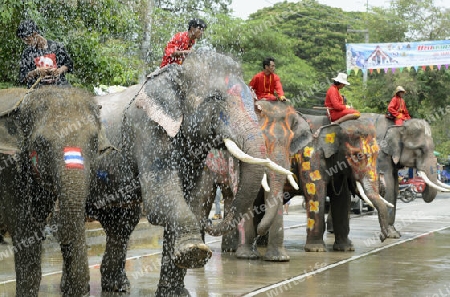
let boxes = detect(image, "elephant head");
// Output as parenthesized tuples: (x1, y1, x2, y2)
(299, 117, 389, 251)
(0, 87, 105, 296)
(380, 119, 444, 203)
(253, 101, 312, 236)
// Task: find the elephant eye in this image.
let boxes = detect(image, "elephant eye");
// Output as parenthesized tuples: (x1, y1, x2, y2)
(356, 153, 364, 160)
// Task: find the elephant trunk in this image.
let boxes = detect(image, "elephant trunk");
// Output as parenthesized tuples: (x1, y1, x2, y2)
(416, 155, 439, 202)
(360, 176, 389, 242)
(58, 169, 88, 244)
(207, 131, 266, 236)
(57, 168, 90, 295)
(256, 173, 285, 236)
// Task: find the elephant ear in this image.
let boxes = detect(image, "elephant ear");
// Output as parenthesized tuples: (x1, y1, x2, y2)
(0, 88, 28, 155)
(318, 124, 342, 158)
(135, 64, 184, 138)
(382, 126, 403, 164)
(289, 111, 313, 154)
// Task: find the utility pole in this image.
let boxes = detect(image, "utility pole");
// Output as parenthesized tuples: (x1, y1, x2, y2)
(347, 29, 369, 86)
(140, 0, 155, 82)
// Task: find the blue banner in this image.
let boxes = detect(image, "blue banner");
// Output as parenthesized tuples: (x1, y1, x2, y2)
(346, 40, 450, 73)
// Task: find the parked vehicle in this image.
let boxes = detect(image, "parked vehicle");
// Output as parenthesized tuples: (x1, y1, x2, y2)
(400, 176, 426, 196)
(398, 183, 416, 203)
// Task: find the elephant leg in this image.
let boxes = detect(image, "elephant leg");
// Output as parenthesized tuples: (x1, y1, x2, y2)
(329, 180, 354, 252)
(235, 213, 260, 259)
(155, 227, 190, 297)
(144, 170, 211, 269)
(304, 181, 327, 252)
(221, 187, 238, 252)
(98, 205, 141, 292)
(13, 222, 45, 297)
(235, 190, 261, 260)
(381, 172, 401, 238)
(264, 203, 289, 262)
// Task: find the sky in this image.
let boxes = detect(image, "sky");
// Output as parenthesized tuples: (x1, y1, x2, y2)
(230, 0, 450, 20)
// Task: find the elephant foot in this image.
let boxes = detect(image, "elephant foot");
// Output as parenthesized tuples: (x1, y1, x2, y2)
(304, 243, 327, 252)
(333, 240, 355, 252)
(264, 246, 290, 262)
(236, 244, 260, 260)
(386, 225, 401, 239)
(174, 236, 212, 269)
(155, 285, 191, 297)
(304, 239, 326, 252)
(101, 274, 130, 292)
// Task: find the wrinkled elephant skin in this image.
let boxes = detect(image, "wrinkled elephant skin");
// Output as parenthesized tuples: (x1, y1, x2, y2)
(0, 87, 103, 297)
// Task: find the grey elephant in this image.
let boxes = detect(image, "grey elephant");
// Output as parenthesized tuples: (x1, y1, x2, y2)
(287, 114, 390, 251)
(202, 101, 312, 261)
(358, 114, 449, 238)
(91, 50, 292, 296)
(0, 87, 106, 296)
(234, 101, 311, 261)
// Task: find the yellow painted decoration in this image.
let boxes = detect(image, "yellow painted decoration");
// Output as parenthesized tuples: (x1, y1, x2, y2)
(325, 133, 336, 143)
(310, 170, 322, 181)
(303, 146, 314, 158)
(368, 170, 376, 181)
(302, 161, 311, 171)
(306, 183, 316, 195)
(309, 200, 319, 212)
(371, 143, 379, 153)
(307, 218, 315, 230)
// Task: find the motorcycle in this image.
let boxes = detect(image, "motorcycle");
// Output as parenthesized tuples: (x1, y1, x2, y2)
(398, 182, 417, 203)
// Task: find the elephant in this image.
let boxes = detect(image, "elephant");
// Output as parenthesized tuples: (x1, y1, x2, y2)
(358, 113, 449, 238)
(201, 101, 312, 261)
(0, 87, 107, 296)
(289, 113, 390, 251)
(91, 50, 293, 296)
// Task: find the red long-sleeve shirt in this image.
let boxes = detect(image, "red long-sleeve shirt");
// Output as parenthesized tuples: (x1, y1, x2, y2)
(248, 72, 284, 101)
(325, 85, 359, 121)
(388, 95, 411, 120)
(160, 31, 195, 68)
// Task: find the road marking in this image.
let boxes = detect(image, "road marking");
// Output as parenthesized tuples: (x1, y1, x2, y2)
(242, 225, 450, 297)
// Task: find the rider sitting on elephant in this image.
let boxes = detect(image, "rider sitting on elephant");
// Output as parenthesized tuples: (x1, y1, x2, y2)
(17, 19, 73, 88)
(387, 85, 411, 125)
(160, 18, 207, 68)
(249, 57, 287, 102)
(325, 73, 360, 124)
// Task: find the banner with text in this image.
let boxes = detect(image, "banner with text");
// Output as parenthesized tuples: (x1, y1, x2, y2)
(346, 40, 450, 74)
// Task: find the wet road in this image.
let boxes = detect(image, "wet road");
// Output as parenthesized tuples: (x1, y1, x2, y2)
(1, 193, 450, 297)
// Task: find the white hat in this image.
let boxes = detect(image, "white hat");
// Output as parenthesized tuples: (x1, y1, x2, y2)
(332, 73, 350, 85)
(394, 86, 406, 95)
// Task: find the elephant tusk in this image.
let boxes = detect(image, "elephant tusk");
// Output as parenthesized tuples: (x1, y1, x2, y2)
(287, 174, 299, 190)
(265, 158, 294, 176)
(261, 173, 270, 192)
(223, 138, 270, 165)
(437, 179, 450, 190)
(223, 138, 293, 176)
(417, 171, 450, 192)
(379, 195, 394, 208)
(356, 181, 374, 208)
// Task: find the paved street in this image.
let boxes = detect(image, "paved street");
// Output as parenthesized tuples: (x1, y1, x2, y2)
(1, 193, 450, 296)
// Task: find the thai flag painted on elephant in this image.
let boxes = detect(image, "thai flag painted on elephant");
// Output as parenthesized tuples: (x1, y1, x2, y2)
(64, 147, 84, 169)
